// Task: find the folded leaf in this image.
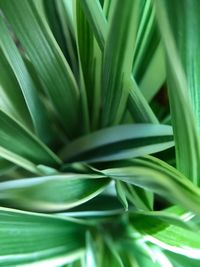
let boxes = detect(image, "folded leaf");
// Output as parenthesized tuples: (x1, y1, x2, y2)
(101, 156, 200, 216)
(0, 173, 109, 211)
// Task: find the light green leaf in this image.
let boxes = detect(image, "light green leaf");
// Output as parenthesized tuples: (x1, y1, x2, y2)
(73, 0, 92, 134)
(0, 0, 79, 137)
(100, 237, 124, 267)
(155, 0, 200, 185)
(85, 231, 97, 267)
(0, 147, 42, 175)
(80, 0, 158, 123)
(132, 0, 165, 101)
(0, 110, 61, 168)
(0, 15, 51, 142)
(101, 156, 200, 216)
(0, 207, 85, 266)
(79, 0, 107, 51)
(0, 48, 32, 129)
(60, 124, 173, 163)
(139, 43, 166, 102)
(157, 1, 200, 130)
(57, 0, 79, 76)
(128, 78, 158, 123)
(0, 158, 15, 176)
(101, 0, 140, 126)
(0, 173, 109, 211)
(130, 212, 200, 258)
(58, 194, 124, 219)
(115, 180, 128, 211)
(124, 183, 153, 211)
(75, 0, 104, 131)
(165, 251, 200, 267)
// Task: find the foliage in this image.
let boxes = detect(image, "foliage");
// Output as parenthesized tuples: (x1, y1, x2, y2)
(0, 0, 199, 266)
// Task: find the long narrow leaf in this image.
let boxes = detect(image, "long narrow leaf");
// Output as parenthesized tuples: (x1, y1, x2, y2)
(0, 207, 85, 266)
(101, 156, 200, 216)
(80, 0, 158, 123)
(130, 213, 200, 258)
(0, 15, 51, 142)
(0, 0, 79, 137)
(0, 49, 32, 129)
(60, 124, 173, 163)
(155, 1, 200, 185)
(0, 174, 109, 211)
(0, 110, 61, 167)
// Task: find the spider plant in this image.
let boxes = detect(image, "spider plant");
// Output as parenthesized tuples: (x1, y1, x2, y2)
(0, 0, 200, 266)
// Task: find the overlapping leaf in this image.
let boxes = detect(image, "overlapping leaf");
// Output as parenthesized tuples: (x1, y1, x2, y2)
(0, 173, 109, 211)
(61, 124, 173, 162)
(0, 15, 51, 142)
(101, 156, 200, 215)
(130, 212, 200, 258)
(155, 0, 200, 185)
(0, 207, 85, 266)
(0, 110, 60, 170)
(0, 48, 32, 129)
(0, 0, 79, 137)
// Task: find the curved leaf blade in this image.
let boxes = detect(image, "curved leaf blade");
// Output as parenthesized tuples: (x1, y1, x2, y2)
(155, 0, 200, 185)
(101, 156, 200, 216)
(0, 15, 51, 142)
(0, 110, 61, 167)
(0, 207, 85, 266)
(0, 174, 109, 211)
(60, 124, 173, 163)
(0, 0, 79, 137)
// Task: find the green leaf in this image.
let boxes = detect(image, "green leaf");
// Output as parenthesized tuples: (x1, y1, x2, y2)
(139, 43, 166, 102)
(119, 239, 166, 267)
(0, 110, 61, 168)
(129, 207, 195, 233)
(75, 0, 105, 132)
(155, 1, 200, 185)
(73, 0, 92, 134)
(0, 173, 109, 211)
(60, 124, 173, 163)
(101, 237, 124, 267)
(101, 156, 200, 216)
(128, 78, 159, 123)
(115, 180, 128, 211)
(0, 158, 15, 176)
(80, 0, 158, 124)
(0, 0, 79, 137)
(158, 1, 200, 130)
(0, 15, 51, 142)
(124, 183, 153, 211)
(0, 207, 85, 266)
(85, 231, 97, 267)
(79, 0, 107, 51)
(130, 212, 200, 258)
(0, 147, 42, 175)
(101, 0, 141, 126)
(59, 194, 124, 218)
(132, 0, 165, 101)
(0, 48, 32, 129)
(165, 251, 200, 267)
